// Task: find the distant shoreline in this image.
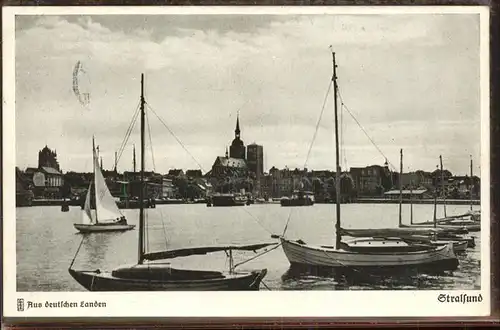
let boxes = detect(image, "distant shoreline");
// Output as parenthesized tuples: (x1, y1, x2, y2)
(17, 197, 480, 207)
(353, 198, 480, 205)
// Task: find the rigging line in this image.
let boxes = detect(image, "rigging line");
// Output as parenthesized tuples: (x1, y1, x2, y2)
(281, 209, 294, 237)
(338, 87, 348, 171)
(261, 280, 272, 291)
(233, 243, 282, 269)
(337, 86, 398, 172)
(146, 103, 206, 173)
(303, 80, 333, 169)
(116, 102, 141, 164)
(159, 209, 169, 249)
(116, 100, 140, 158)
(69, 235, 86, 269)
(145, 108, 156, 172)
(239, 207, 273, 235)
(117, 103, 140, 162)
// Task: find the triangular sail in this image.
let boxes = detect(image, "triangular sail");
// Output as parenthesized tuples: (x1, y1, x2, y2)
(93, 145, 123, 223)
(81, 181, 94, 224)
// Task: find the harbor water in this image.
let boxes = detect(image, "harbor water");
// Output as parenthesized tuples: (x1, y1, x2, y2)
(16, 203, 481, 291)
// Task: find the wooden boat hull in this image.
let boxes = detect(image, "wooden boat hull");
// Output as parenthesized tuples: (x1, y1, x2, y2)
(68, 268, 267, 291)
(280, 237, 458, 271)
(74, 223, 136, 233)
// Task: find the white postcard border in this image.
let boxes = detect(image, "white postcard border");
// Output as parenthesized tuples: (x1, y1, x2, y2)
(3, 5, 491, 318)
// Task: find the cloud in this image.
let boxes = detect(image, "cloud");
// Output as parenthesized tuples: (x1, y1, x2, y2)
(14, 13, 482, 175)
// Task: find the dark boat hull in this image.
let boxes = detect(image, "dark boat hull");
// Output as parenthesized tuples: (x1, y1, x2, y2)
(68, 268, 267, 291)
(280, 199, 314, 207)
(211, 196, 246, 207)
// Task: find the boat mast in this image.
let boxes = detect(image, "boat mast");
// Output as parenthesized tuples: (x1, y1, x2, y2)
(133, 144, 137, 173)
(92, 136, 99, 223)
(440, 155, 446, 217)
(138, 74, 145, 264)
(470, 155, 473, 211)
(331, 49, 341, 250)
(410, 180, 413, 225)
(399, 149, 403, 227)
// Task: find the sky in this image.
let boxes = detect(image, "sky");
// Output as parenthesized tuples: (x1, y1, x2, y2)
(14, 12, 483, 176)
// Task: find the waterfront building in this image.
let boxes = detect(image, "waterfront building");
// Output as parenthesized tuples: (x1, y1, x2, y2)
(209, 153, 248, 178)
(349, 161, 392, 197)
(384, 189, 428, 200)
(168, 169, 185, 178)
(30, 166, 64, 198)
(247, 143, 264, 177)
(399, 171, 434, 190)
(38, 145, 61, 172)
(186, 169, 203, 179)
(16, 167, 34, 206)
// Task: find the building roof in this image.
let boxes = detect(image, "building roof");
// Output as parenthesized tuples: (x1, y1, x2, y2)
(384, 189, 427, 195)
(215, 156, 247, 168)
(40, 166, 62, 175)
(25, 167, 38, 173)
(168, 169, 185, 176)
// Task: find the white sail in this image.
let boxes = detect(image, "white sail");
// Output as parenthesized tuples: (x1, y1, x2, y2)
(93, 147, 123, 223)
(81, 181, 93, 224)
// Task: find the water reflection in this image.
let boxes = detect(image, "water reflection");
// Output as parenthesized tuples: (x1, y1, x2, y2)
(281, 263, 463, 290)
(17, 204, 482, 291)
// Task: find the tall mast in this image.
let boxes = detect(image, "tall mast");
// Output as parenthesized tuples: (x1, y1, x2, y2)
(331, 49, 341, 250)
(138, 74, 145, 264)
(114, 151, 117, 172)
(440, 155, 446, 217)
(470, 155, 473, 211)
(133, 144, 137, 173)
(399, 149, 403, 227)
(410, 180, 413, 225)
(92, 136, 99, 223)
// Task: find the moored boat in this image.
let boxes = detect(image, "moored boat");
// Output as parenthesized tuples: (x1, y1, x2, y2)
(280, 190, 315, 207)
(211, 193, 247, 207)
(69, 74, 271, 291)
(276, 49, 458, 274)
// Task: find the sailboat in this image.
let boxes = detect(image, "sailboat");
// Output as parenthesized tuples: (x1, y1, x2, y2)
(277, 49, 458, 272)
(69, 74, 271, 291)
(402, 156, 480, 232)
(73, 139, 136, 233)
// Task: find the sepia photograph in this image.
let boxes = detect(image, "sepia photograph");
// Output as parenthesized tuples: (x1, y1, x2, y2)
(3, 5, 490, 318)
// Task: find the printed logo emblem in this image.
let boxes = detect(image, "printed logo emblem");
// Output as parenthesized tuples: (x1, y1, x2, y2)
(17, 298, 25, 312)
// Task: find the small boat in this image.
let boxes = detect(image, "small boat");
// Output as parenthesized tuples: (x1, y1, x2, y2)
(73, 138, 135, 234)
(280, 190, 314, 207)
(211, 193, 247, 207)
(69, 74, 271, 291)
(61, 200, 69, 212)
(116, 198, 156, 209)
(277, 49, 458, 273)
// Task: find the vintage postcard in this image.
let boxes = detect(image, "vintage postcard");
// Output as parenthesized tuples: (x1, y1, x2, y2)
(3, 5, 490, 318)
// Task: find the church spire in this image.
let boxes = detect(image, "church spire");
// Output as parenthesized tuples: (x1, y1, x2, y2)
(225, 146, 229, 158)
(235, 112, 240, 139)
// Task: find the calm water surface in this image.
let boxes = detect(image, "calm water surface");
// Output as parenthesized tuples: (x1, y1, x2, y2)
(16, 203, 481, 291)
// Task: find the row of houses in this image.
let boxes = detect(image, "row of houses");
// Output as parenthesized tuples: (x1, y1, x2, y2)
(16, 161, 480, 202)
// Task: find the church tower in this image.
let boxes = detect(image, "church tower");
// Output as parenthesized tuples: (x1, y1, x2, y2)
(229, 114, 246, 160)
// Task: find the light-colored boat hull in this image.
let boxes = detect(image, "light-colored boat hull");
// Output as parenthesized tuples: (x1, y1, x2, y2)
(74, 223, 135, 233)
(280, 237, 458, 270)
(68, 268, 267, 291)
(345, 237, 468, 253)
